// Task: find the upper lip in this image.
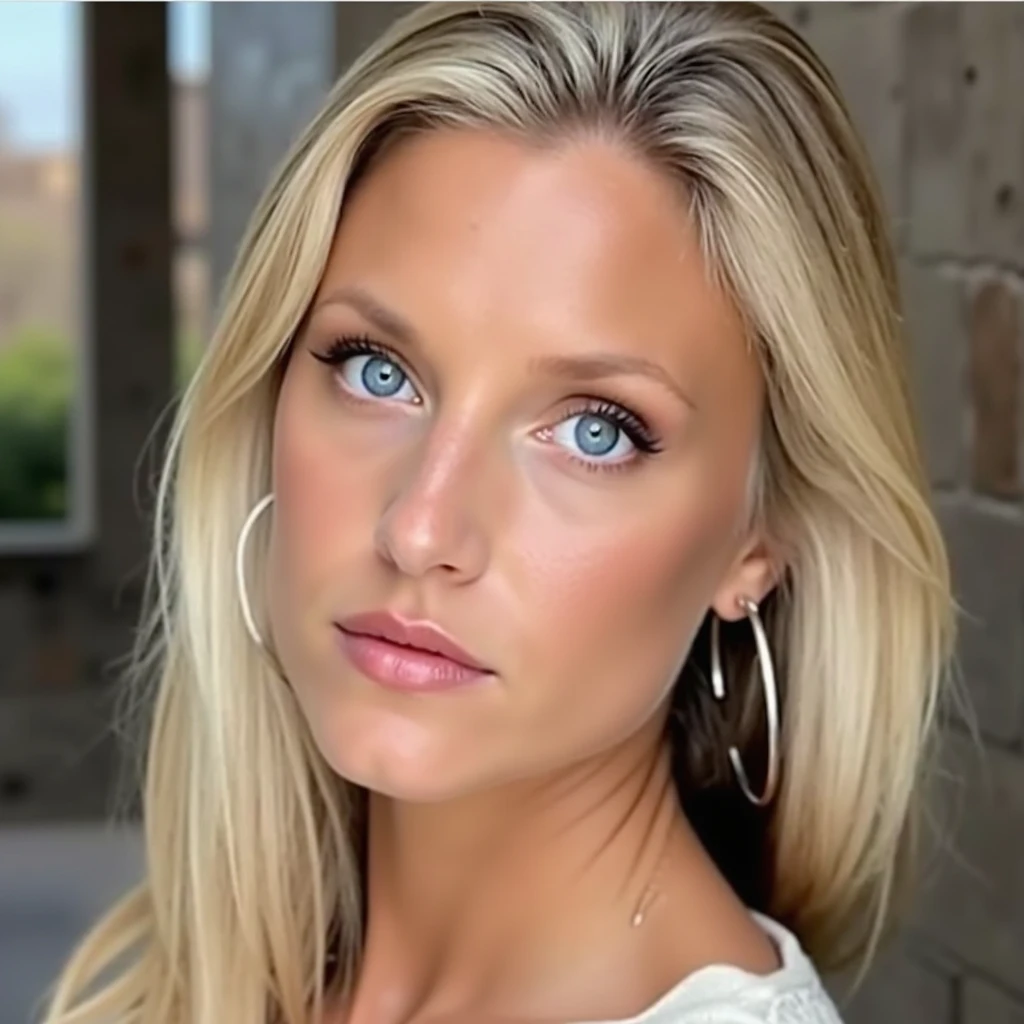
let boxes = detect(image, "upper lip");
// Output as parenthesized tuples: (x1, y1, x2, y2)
(336, 611, 492, 672)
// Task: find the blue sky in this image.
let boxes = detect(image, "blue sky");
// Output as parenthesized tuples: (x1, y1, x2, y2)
(0, 1, 209, 151)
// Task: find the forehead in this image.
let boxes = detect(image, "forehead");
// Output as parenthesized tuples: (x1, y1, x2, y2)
(320, 129, 751, 389)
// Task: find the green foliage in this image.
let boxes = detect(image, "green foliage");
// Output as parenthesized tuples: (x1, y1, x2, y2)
(0, 324, 206, 522)
(0, 325, 72, 520)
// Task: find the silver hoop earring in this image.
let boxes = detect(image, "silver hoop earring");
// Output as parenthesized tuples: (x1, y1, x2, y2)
(710, 596, 780, 807)
(236, 493, 274, 650)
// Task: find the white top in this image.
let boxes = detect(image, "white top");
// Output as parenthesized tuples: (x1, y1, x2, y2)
(574, 913, 843, 1024)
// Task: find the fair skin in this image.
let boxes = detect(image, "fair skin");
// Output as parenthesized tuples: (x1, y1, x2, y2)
(268, 128, 779, 1024)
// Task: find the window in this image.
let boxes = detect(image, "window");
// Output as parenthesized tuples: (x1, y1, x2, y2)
(171, 1, 210, 392)
(0, 2, 87, 550)
(0, 3, 212, 552)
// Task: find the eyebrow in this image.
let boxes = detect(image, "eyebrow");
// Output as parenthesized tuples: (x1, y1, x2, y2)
(315, 286, 421, 348)
(527, 353, 696, 410)
(314, 285, 697, 410)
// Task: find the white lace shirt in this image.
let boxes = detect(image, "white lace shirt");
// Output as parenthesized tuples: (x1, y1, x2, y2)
(572, 913, 843, 1024)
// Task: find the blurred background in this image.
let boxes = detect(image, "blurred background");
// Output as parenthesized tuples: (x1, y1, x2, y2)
(0, 2, 1021, 1022)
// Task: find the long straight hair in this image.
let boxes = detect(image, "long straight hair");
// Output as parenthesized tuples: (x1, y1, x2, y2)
(44, 4, 954, 1022)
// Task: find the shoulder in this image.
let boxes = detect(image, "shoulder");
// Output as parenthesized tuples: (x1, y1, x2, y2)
(630, 913, 845, 1024)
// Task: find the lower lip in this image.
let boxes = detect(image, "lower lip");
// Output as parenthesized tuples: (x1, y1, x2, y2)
(335, 628, 492, 692)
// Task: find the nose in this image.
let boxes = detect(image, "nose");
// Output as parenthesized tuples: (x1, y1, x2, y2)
(374, 428, 492, 585)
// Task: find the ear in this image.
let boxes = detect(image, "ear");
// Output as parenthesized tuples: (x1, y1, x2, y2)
(710, 531, 780, 622)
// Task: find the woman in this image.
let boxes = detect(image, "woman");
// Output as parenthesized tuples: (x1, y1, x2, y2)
(44, 3, 954, 1023)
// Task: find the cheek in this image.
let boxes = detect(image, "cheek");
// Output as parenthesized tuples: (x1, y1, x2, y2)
(509, 488, 739, 733)
(267, 372, 375, 633)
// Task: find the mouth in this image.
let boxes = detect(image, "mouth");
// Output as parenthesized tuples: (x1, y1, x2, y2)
(334, 611, 494, 692)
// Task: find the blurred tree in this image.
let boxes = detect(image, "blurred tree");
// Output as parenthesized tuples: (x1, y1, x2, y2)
(0, 324, 203, 522)
(0, 325, 70, 519)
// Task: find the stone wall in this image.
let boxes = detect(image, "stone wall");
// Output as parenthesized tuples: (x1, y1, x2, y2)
(770, 4, 1024, 1022)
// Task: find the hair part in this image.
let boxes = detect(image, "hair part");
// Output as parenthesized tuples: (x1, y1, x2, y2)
(43, 4, 954, 1022)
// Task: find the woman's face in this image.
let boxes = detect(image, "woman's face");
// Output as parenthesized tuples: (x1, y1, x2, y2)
(268, 129, 772, 802)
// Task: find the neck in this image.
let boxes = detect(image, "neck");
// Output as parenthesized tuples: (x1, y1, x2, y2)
(346, 717, 700, 1022)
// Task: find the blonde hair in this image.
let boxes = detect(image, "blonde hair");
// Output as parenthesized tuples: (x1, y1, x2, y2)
(43, 3, 954, 1022)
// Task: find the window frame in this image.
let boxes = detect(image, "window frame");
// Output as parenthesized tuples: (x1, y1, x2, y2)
(0, 2, 95, 555)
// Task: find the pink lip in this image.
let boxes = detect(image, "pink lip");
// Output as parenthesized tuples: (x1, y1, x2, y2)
(335, 611, 493, 692)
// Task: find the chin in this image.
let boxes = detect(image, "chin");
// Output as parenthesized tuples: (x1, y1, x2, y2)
(308, 708, 489, 803)
(327, 753, 487, 804)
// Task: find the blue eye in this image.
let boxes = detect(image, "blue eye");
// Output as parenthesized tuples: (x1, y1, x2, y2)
(343, 353, 417, 401)
(313, 337, 420, 404)
(551, 410, 637, 463)
(311, 340, 663, 469)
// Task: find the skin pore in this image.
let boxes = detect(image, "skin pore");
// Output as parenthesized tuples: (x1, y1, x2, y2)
(268, 128, 779, 1023)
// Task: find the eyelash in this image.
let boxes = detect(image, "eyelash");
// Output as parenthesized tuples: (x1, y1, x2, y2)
(559, 399, 663, 462)
(312, 333, 414, 381)
(310, 334, 664, 469)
